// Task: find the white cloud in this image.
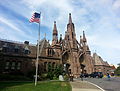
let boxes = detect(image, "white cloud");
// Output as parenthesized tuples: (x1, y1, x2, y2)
(0, 16, 35, 42)
(0, 17, 22, 32)
(0, 0, 120, 65)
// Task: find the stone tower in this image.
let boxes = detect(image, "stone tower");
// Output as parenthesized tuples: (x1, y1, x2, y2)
(79, 31, 94, 74)
(62, 13, 81, 77)
(66, 13, 77, 49)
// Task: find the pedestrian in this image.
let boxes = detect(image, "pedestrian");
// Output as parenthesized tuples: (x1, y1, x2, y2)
(80, 73, 84, 81)
(70, 73, 74, 82)
(107, 73, 111, 81)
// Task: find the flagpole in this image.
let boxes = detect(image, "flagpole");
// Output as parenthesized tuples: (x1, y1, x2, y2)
(35, 12, 41, 86)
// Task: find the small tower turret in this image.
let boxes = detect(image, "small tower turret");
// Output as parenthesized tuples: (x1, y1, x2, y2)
(83, 31, 87, 44)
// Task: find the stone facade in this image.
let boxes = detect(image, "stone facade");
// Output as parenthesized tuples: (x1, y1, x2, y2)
(93, 53, 114, 75)
(0, 13, 113, 77)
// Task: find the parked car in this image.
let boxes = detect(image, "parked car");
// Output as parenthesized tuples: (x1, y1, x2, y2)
(83, 73, 89, 78)
(89, 72, 103, 78)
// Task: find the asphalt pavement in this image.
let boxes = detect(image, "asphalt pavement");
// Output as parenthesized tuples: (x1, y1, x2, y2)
(70, 80, 103, 91)
(77, 77, 120, 91)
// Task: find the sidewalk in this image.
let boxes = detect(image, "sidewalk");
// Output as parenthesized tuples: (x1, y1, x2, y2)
(70, 80, 104, 91)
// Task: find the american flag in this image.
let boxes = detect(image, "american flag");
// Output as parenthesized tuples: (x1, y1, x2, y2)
(29, 12, 40, 23)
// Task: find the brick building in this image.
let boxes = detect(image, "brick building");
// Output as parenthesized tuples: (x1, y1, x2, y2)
(93, 53, 114, 75)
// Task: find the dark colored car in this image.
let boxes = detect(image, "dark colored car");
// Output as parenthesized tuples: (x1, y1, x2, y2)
(83, 73, 89, 78)
(89, 72, 103, 78)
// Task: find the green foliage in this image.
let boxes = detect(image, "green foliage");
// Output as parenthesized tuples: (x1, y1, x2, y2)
(115, 65, 120, 76)
(54, 64, 63, 78)
(47, 64, 54, 80)
(47, 64, 63, 80)
(64, 74, 69, 81)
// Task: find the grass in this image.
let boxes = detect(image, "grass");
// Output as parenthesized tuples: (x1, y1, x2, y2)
(0, 81, 72, 91)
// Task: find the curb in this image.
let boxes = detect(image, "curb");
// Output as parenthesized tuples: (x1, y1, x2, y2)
(87, 81, 105, 91)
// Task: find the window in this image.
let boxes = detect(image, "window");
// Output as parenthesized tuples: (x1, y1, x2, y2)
(24, 46, 30, 54)
(44, 62, 47, 71)
(52, 62, 55, 68)
(14, 45, 19, 53)
(17, 62, 21, 70)
(3, 43, 8, 52)
(24, 50, 30, 54)
(3, 47, 8, 52)
(5, 61, 10, 69)
(52, 62, 55, 71)
(48, 49, 53, 56)
(15, 48, 19, 53)
(11, 62, 15, 70)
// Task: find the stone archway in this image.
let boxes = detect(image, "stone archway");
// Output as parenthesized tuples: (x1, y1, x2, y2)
(80, 64, 85, 74)
(79, 53, 86, 73)
(62, 51, 71, 74)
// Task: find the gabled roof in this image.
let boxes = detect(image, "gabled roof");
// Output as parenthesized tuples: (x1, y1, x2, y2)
(93, 53, 110, 66)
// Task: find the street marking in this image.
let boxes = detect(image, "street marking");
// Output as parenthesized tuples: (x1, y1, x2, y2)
(87, 81, 105, 91)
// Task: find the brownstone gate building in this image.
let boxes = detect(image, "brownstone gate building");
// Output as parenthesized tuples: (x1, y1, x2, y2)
(1, 13, 112, 77)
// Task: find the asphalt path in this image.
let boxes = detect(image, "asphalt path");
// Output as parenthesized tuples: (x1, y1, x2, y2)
(78, 77, 120, 91)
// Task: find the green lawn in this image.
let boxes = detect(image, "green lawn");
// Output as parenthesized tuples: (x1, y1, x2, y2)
(0, 81, 72, 91)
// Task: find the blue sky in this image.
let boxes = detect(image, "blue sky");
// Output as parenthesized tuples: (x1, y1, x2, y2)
(0, 0, 120, 66)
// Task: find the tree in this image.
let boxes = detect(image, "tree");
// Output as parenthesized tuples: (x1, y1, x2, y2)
(47, 64, 63, 80)
(114, 63, 120, 76)
(54, 64, 63, 78)
(47, 64, 54, 80)
(117, 63, 120, 66)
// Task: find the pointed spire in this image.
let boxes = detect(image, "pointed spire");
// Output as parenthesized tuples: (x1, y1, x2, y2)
(83, 31, 87, 42)
(53, 21, 58, 35)
(52, 21, 58, 45)
(69, 13, 72, 24)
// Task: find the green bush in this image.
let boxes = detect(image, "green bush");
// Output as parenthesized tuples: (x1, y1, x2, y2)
(64, 74, 69, 81)
(46, 64, 63, 80)
(115, 66, 120, 76)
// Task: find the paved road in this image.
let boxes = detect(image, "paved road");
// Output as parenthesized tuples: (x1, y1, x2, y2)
(78, 77, 120, 91)
(70, 81, 102, 91)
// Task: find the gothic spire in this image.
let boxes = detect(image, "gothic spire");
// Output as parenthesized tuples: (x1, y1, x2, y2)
(83, 31, 87, 43)
(69, 13, 72, 24)
(53, 21, 58, 35)
(52, 21, 58, 45)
